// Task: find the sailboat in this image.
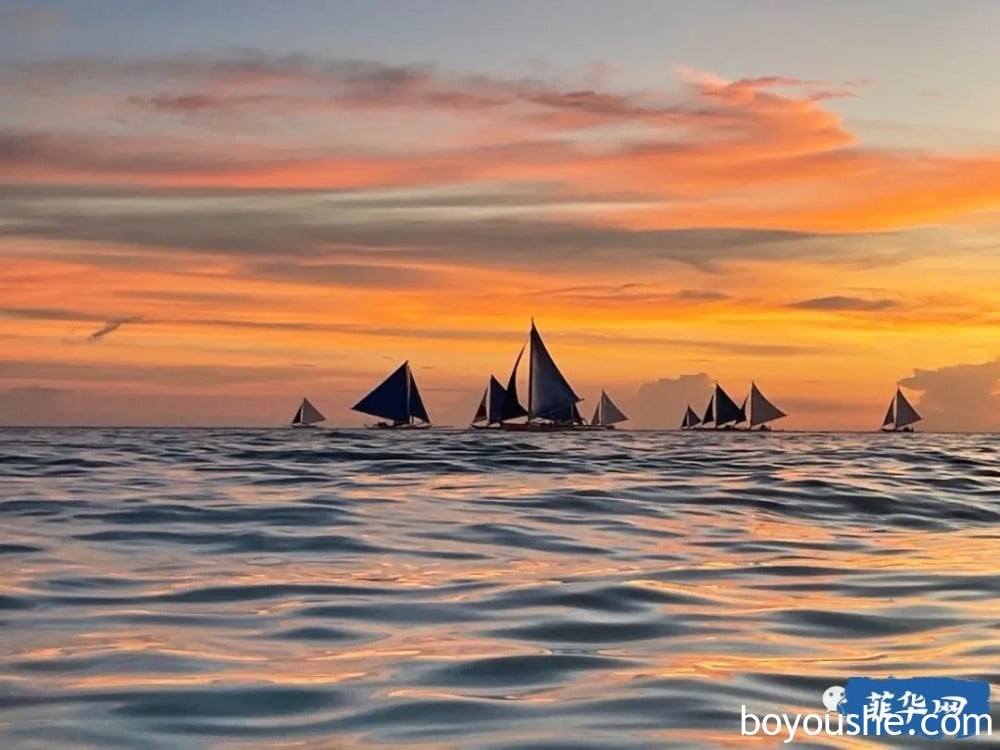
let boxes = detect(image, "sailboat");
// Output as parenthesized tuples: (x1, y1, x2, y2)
(290, 397, 325, 428)
(590, 390, 628, 429)
(744, 382, 787, 431)
(498, 320, 585, 431)
(881, 388, 921, 432)
(699, 384, 744, 429)
(352, 361, 431, 429)
(470, 375, 509, 429)
(680, 404, 701, 429)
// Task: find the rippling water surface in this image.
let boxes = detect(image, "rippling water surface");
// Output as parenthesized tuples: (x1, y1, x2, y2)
(1, 428, 998, 748)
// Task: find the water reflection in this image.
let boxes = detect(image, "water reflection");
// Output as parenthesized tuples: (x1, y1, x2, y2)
(1, 428, 997, 747)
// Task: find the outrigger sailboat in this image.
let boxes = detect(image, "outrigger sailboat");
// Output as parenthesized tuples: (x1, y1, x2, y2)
(743, 382, 787, 431)
(497, 320, 586, 431)
(590, 390, 629, 429)
(470, 375, 510, 429)
(699, 383, 744, 429)
(679, 404, 701, 429)
(290, 397, 325, 428)
(352, 361, 431, 429)
(881, 388, 921, 432)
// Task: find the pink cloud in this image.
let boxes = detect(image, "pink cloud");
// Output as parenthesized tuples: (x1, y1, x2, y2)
(1, 57, 997, 232)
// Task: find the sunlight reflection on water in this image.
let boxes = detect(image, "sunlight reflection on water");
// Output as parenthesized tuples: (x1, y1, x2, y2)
(1, 428, 997, 748)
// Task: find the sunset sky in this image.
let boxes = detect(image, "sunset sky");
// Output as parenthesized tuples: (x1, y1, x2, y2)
(1, 1, 998, 429)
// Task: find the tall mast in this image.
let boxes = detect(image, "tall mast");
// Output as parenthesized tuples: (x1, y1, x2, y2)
(528, 317, 534, 422)
(713, 384, 718, 430)
(405, 362, 412, 426)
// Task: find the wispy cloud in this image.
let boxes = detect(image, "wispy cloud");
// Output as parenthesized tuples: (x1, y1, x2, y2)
(788, 295, 899, 312)
(86, 315, 142, 342)
(1, 305, 107, 322)
(0, 189, 887, 272)
(1, 54, 997, 232)
(537, 283, 732, 304)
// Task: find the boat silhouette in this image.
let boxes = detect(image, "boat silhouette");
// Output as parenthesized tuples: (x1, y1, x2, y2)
(880, 388, 921, 432)
(352, 361, 431, 429)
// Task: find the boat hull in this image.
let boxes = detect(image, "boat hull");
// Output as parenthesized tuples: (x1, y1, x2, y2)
(365, 422, 431, 430)
(290, 423, 317, 429)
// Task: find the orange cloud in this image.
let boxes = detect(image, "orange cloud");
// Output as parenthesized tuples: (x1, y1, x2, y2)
(2, 59, 997, 231)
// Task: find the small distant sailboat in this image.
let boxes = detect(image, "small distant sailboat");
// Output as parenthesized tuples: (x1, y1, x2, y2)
(699, 383, 744, 429)
(498, 320, 585, 431)
(290, 397, 325, 428)
(590, 390, 628, 429)
(471, 375, 509, 429)
(680, 404, 701, 429)
(881, 388, 921, 432)
(745, 382, 787, 431)
(352, 361, 431, 429)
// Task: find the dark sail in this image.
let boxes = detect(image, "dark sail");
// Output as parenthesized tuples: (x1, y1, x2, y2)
(487, 375, 507, 424)
(713, 384, 743, 426)
(472, 391, 488, 423)
(702, 397, 714, 425)
(682, 405, 701, 428)
(407, 370, 430, 423)
(353, 362, 409, 422)
(353, 361, 429, 424)
(894, 389, 921, 428)
(882, 400, 895, 427)
(291, 405, 303, 424)
(474, 375, 508, 424)
(748, 383, 786, 427)
(500, 345, 529, 421)
(736, 396, 748, 425)
(528, 322, 582, 420)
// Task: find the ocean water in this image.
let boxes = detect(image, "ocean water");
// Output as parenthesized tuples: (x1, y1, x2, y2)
(1, 428, 998, 749)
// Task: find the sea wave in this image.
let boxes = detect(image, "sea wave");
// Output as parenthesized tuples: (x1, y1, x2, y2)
(1, 428, 997, 748)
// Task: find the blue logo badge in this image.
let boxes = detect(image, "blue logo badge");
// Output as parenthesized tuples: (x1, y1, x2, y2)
(839, 677, 991, 739)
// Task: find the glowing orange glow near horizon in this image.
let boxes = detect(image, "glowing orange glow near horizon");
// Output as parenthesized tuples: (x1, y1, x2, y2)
(0, 57, 997, 428)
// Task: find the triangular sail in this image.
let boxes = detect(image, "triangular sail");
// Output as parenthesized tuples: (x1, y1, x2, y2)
(882, 400, 895, 427)
(735, 396, 748, 425)
(499, 346, 529, 421)
(299, 398, 325, 425)
(682, 405, 701, 428)
(353, 362, 429, 424)
(472, 391, 488, 423)
(353, 362, 409, 423)
(593, 390, 627, 426)
(291, 404, 303, 425)
(701, 397, 714, 425)
(894, 389, 921, 428)
(748, 383, 786, 428)
(713, 384, 743, 426)
(529, 322, 583, 420)
(407, 368, 430, 423)
(485, 375, 507, 424)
